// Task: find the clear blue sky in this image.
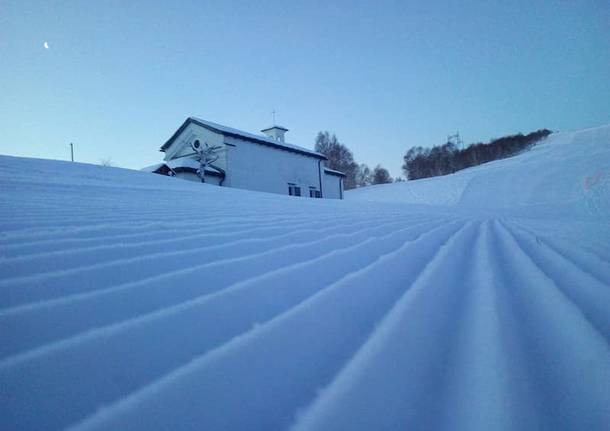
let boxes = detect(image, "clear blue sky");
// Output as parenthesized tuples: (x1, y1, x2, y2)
(1, 0, 609, 177)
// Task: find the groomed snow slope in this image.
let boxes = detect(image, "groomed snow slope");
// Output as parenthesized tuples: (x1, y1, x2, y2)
(1, 124, 609, 431)
(347, 124, 610, 217)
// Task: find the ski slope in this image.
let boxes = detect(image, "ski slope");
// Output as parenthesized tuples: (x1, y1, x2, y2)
(1, 124, 609, 431)
(347, 124, 610, 217)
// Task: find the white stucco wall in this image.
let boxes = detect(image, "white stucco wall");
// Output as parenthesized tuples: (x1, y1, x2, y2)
(223, 135, 323, 197)
(323, 173, 343, 199)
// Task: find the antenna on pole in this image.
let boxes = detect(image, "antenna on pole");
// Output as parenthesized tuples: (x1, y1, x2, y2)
(70, 143, 74, 162)
(272, 109, 276, 125)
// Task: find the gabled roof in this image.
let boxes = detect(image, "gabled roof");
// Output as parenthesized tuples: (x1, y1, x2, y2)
(140, 163, 166, 173)
(261, 125, 288, 132)
(161, 117, 326, 160)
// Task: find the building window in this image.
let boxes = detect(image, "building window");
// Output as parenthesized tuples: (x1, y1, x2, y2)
(309, 188, 321, 198)
(288, 184, 301, 196)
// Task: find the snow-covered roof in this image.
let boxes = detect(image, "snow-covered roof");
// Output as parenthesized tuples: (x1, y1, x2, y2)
(140, 163, 165, 173)
(324, 167, 346, 177)
(166, 157, 200, 171)
(161, 117, 326, 160)
(260, 125, 288, 132)
(142, 159, 223, 176)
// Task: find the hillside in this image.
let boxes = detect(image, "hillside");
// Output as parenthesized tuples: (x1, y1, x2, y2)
(348, 124, 610, 217)
(1, 124, 609, 431)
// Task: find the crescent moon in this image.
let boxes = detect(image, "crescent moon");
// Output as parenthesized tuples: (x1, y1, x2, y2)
(44, 42, 49, 49)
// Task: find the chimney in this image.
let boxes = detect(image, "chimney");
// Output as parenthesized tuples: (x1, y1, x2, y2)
(261, 125, 288, 143)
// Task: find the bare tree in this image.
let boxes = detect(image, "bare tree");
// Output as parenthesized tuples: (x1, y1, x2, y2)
(402, 129, 551, 180)
(372, 165, 392, 184)
(190, 140, 221, 183)
(99, 157, 113, 167)
(315, 131, 358, 189)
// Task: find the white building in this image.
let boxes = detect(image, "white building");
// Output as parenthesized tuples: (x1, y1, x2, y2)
(148, 117, 344, 199)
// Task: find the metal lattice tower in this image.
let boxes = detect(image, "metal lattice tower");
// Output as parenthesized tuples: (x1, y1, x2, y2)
(447, 131, 463, 149)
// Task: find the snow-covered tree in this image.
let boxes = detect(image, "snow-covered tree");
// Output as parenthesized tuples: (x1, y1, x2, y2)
(355, 163, 372, 187)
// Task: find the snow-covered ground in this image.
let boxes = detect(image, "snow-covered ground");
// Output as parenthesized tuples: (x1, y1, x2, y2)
(1, 124, 609, 431)
(348, 124, 610, 217)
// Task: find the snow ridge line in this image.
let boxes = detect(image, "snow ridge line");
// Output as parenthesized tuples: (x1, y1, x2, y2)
(0, 207, 383, 246)
(497, 220, 610, 340)
(0, 219, 447, 369)
(494, 221, 607, 344)
(0, 205, 426, 237)
(0, 222, 317, 261)
(65, 221, 470, 431)
(287, 221, 480, 431)
(0, 205, 372, 237)
(0, 212, 400, 273)
(479, 220, 551, 430)
(0, 219, 449, 359)
(0, 196, 408, 220)
(0, 219, 444, 368)
(504, 218, 610, 260)
(504, 219, 610, 284)
(430, 221, 538, 430)
(0, 211, 369, 257)
(503, 218, 610, 284)
(0, 223, 456, 431)
(0, 215, 423, 293)
(504, 220, 610, 285)
(0, 216, 438, 310)
(489, 220, 610, 430)
(0, 212, 345, 242)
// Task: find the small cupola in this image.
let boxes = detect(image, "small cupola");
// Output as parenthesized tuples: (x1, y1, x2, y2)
(261, 125, 288, 143)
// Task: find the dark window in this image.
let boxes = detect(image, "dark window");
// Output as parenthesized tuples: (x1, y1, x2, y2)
(288, 184, 301, 196)
(309, 188, 322, 198)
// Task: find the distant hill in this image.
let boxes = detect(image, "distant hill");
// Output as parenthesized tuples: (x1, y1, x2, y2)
(347, 124, 610, 217)
(403, 129, 552, 181)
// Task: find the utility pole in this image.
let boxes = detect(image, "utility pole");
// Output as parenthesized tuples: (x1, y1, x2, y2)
(70, 143, 74, 162)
